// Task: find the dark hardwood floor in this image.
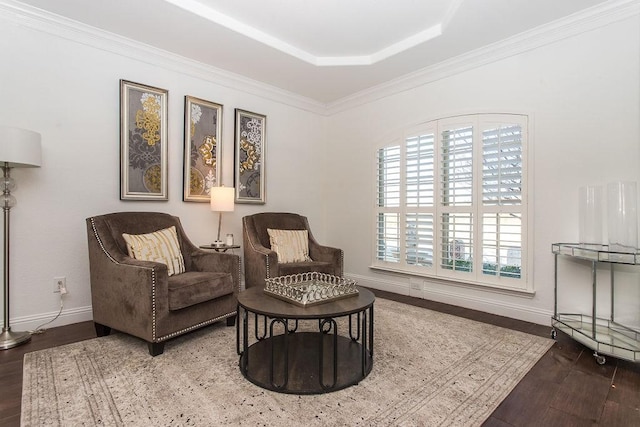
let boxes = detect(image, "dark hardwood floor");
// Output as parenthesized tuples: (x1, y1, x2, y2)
(1, 289, 639, 426)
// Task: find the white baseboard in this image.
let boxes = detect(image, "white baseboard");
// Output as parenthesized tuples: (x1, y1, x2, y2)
(347, 273, 553, 326)
(11, 305, 93, 332)
(7, 273, 553, 331)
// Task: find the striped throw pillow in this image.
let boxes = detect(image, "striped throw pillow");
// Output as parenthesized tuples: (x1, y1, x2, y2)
(267, 229, 312, 263)
(122, 226, 185, 276)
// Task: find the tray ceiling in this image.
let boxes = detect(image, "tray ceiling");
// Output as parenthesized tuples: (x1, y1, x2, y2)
(12, 0, 612, 103)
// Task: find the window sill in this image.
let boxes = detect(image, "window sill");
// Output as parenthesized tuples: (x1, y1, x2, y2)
(368, 264, 536, 298)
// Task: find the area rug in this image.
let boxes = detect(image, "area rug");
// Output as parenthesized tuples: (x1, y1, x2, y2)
(21, 298, 553, 426)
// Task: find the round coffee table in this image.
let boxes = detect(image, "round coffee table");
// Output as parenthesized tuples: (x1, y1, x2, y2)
(236, 286, 375, 394)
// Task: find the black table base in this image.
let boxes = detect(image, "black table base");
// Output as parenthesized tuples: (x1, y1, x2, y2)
(237, 308, 374, 394)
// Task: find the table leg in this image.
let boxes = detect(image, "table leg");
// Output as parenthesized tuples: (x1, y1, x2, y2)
(361, 309, 367, 376)
(319, 318, 338, 390)
(239, 306, 249, 374)
(269, 318, 289, 389)
(255, 313, 267, 340)
(236, 304, 241, 355)
(369, 305, 374, 358)
(349, 312, 361, 341)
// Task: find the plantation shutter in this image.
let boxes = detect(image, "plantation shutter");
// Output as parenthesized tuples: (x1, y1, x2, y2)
(376, 145, 401, 262)
(439, 124, 474, 275)
(405, 133, 435, 267)
(482, 125, 523, 205)
(441, 126, 473, 206)
(480, 123, 524, 279)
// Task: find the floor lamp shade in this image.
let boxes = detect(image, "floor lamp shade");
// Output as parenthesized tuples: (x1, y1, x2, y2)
(0, 127, 42, 168)
(0, 126, 41, 350)
(210, 186, 235, 244)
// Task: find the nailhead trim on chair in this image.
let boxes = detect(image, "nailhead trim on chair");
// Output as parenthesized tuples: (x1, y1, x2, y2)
(156, 312, 237, 342)
(90, 217, 158, 341)
(266, 255, 271, 279)
(90, 217, 119, 264)
(151, 269, 157, 340)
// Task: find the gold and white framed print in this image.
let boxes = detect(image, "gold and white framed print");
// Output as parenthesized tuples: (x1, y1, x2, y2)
(119, 80, 168, 200)
(234, 108, 266, 204)
(183, 96, 223, 202)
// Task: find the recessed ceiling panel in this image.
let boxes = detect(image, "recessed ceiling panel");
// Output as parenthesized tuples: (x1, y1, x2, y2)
(195, 0, 454, 55)
(9, 0, 611, 103)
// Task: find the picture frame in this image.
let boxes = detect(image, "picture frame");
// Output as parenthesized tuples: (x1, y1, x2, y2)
(183, 96, 223, 202)
(234, 109, 266, 204)
(119, 79, 168, 200)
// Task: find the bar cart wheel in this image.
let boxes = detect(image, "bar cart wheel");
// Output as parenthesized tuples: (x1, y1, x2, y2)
(550, 328, 557, 340)
(594, 352, 606, 365)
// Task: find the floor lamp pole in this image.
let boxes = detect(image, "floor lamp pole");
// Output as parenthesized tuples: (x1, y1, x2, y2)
(0, 166, 31, 349)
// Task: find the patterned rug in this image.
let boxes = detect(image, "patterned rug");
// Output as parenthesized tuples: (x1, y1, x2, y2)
(21, 298, 553, 426)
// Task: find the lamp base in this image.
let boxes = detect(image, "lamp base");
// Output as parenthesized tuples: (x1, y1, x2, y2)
(0, 328, 31, 350)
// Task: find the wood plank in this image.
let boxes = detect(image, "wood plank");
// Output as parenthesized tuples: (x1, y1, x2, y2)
(490, 377, 560, 424)
(608, 359, 640, 407)
(599, 400, 640, 426)
(539, 407, 595, 427)
(548, 369, 611, 421)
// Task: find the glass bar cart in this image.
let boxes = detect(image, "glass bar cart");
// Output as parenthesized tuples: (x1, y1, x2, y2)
(551, 243, 640, 365)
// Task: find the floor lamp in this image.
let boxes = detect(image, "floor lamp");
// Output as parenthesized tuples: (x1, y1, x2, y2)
(0, 127, 41, 350)
(210, 186, 235, 246)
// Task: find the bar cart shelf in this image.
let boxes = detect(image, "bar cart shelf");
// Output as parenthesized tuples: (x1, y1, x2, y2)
(552, 243, 640, 365)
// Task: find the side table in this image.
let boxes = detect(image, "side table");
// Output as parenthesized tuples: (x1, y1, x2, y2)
(199, 244, 240, 253)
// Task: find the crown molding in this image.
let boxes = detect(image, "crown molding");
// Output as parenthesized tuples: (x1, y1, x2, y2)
(326, 0, 640, 115)
(1, 0, 638, 116)
(0, 0, 326, 114)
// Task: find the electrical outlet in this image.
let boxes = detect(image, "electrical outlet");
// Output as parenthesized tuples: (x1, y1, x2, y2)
(53, 276, 67, 294)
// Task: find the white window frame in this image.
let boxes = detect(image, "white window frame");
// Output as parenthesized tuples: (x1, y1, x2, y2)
(372, 114, 531, 292)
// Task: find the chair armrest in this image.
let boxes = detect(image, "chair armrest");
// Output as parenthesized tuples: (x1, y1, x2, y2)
(243, 233, 279, 288)
(87, 243, 170, 341)
(309, 242, 344, 276)
(190, 249, 241, 292)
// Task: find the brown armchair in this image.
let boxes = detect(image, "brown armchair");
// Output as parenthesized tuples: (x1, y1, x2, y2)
(242, 212, 343, 289)
(86, 212, 240, 356)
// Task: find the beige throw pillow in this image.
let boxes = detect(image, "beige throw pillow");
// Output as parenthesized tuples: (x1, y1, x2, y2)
(267, 229, 312, 263)
(122, 226, 185, 276)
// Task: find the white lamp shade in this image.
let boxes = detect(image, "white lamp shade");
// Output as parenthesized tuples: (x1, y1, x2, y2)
(210, 186, 235, 212)
(0, 127, 42, 168)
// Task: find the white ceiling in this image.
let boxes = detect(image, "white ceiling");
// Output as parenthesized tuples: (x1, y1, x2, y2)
(13, 0, 610, 103)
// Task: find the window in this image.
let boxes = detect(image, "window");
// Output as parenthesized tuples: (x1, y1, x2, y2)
(374, 114, 529, 291)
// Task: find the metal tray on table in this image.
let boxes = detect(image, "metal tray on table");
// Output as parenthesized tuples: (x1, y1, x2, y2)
(264, 272, 358, 307)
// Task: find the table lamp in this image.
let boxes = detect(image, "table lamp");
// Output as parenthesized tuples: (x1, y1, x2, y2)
(210, 186, 234, 246)
(0, 127, 41, 350)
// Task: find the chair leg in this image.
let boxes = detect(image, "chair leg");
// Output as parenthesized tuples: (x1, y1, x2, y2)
(148, 342, 165, 356)
(226, 315, 236, 327)
(94, 322, 111, 337)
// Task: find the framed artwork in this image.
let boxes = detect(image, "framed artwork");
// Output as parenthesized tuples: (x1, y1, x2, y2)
(234, 109, 266, 204)
(183, 96, 223, 202)
(119, 80, 168, 200)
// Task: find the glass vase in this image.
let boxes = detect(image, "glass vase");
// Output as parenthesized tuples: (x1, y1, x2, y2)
(578, 185, 603, 245)
(607, 181, 638, 252)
